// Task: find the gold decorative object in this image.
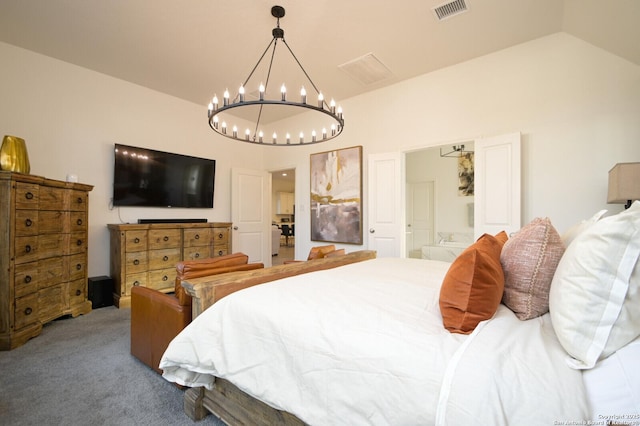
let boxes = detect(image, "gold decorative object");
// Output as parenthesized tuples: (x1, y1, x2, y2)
(0, 135, 31, 173)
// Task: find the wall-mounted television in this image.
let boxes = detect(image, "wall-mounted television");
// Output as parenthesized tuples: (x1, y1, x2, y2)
(112, 143, 216, 208)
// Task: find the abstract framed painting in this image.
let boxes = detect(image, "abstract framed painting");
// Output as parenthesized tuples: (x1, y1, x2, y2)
(310, 145, 363, 244)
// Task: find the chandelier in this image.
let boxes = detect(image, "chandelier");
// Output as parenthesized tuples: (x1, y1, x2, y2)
(207, 5, 344, 146)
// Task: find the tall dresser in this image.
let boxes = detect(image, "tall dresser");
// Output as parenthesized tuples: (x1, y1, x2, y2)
(0, 171, 93, 350)
(108, 222, 231, 308)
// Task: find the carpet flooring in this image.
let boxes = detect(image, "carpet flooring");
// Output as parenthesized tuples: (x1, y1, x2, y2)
(0, 306, 224, 426)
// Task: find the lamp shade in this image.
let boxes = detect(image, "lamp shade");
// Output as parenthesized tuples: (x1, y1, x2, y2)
(607, 162, 640, 204)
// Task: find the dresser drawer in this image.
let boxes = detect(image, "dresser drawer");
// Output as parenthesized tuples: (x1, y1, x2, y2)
(38, 210, 68, 234)
(69, 231, 87, 255)
(125, 231, 148, 252)
(38, 257, 65, 290)
(67, 253, 86, 281)
(183, 228, 212, 247)
(212, 228, 229, 245)
(14, 210, 39, 236)
(39, 186, 65, 210)
(125, 251, 148, 274)
(14, 293, 39, 330)
(14, 262, 39, 298)
(68, 278, 86, 306)
(14, 182, 39, 209)
(148, 267, 175, 291)
(38, 233, 68, 259)
(14, 236, 39, 264)
(148, 229, 181, 249)
(213, 247, 229, 257)
(125, 272, 149, 296)
(183, 245, 212, 261)
(148, 248, 181, 271)
(38, 284, 64, 323)
(69, 211, 87, 232)
(68, 190, 89, 211)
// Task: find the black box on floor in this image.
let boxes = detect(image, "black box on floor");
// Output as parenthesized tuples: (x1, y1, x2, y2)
(88, 276, 114, 309)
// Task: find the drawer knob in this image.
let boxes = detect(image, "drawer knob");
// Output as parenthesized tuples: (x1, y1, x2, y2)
(195, 253, 200, 258)
(217, 250, 223, 256)
(134, 237, 140, 244)
(25, 192, 34, 200)
(25, 244, 32, 253)
(163, 236, 169, 242)
(76, 289, 82, 296)
(25, 218, 33, 227)
(195, 234, 200, 240)
(77, 218, 83, 226)
(133, 281, 140, 286)
(25, 275, 32, 283)
(162, 275, 168, 281)
(133, 259, 140, 266)
(163, 255, 169, 261)
(77, 239, 83, 246)
(24, 307, 33, 315)
(218, 233, 223, 239)
(76, 263, 82, 270)
(76, 197, 83, 204)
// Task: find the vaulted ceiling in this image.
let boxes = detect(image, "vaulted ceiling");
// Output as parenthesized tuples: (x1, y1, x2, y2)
(0, 0, 638, 115)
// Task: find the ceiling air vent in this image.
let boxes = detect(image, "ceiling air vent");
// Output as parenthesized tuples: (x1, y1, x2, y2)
(433, 0, 469, 21)
(338, 53, 393, 86)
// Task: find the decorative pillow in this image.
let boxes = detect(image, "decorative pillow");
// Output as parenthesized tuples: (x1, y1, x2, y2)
(500, 217, 565, 320)
(561, 209, 607, 247)
(549, 201, 640, 369)
(439, 233, 506, 334)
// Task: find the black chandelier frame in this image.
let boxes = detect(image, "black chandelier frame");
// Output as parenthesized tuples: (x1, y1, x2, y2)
(207, 5, 344, 146)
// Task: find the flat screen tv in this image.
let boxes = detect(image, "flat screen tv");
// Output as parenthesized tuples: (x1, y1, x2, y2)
(112, 143, 216, 208)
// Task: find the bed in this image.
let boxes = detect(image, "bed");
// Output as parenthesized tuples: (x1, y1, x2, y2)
(160, 203, 640, 425)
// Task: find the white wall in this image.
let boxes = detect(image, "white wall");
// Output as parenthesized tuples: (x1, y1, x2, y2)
(264, 33, 640, 259)
(0, 42, 263, 277)
(2, 32, 639, 275)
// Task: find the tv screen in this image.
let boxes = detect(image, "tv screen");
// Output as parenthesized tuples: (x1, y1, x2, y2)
(112, 144, 216, 208)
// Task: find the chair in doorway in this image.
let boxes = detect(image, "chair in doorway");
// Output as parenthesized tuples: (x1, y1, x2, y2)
(281, 224, 294, 247)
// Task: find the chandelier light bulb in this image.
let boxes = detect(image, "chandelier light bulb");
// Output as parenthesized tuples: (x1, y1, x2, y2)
(259, 131, 264, 143)
(300, 87, 307, 104)
(239, 85, 245, 102)
(245, 129, 250, 141)
(299, 132, 304, 143)
(259, 83, 265, 101)
(272, 132, 277, 144)
(281, 84, 287, 101)
(221, 121, 227, 134)
(286, 133, 291, 144)
(232, 125, 238, 138)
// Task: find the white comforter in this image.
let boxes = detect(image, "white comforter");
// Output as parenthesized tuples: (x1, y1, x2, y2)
(160, 257, 589, 425)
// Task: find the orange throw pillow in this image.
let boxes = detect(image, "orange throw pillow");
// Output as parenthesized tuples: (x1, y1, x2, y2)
(439, 233, 506, 334)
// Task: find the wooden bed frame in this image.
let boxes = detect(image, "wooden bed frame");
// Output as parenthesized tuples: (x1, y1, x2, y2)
(179, 250, 377, 425)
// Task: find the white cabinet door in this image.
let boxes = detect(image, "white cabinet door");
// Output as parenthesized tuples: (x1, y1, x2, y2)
(231, 168, 272, 265)
(367, 152, 404, 258)
(473, 132, 521, 239)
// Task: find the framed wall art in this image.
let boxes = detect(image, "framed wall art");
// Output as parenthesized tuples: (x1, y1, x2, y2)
(310, 145, 363, 244)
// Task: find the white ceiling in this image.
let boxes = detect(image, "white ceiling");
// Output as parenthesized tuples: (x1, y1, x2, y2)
(0, 0, 638, 120)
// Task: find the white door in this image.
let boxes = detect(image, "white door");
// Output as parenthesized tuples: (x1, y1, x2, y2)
(367, 152, 403, 258)
(474, 132, 521, 239)
(231, 168, 272, 265)
(406, 181, 434, 257)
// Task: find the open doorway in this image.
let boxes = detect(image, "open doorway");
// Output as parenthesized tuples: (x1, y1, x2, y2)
(271, 168, 296, 265)
(405, 143, 475, 261)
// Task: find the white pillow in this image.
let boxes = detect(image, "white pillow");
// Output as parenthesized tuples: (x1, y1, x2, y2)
(549, 201, 640, 369)
(560, 209, 607, 247)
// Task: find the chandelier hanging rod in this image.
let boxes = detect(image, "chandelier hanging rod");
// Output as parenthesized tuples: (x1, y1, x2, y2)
(207, 5, 345, 146)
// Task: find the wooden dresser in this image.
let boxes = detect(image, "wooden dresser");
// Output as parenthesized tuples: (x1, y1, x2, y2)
(108, 222, 232, 308)
(0, 171, 93, 350)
